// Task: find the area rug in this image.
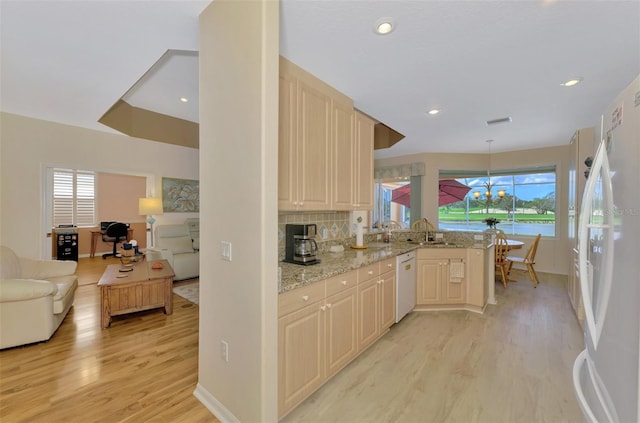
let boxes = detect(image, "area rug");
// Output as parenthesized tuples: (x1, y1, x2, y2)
(173, 280, 199, 304)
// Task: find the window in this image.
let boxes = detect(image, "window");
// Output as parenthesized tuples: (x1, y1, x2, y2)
(53, 169, 96, 227)
(438, 168, 556, 237)
(372, 178, 411, 229)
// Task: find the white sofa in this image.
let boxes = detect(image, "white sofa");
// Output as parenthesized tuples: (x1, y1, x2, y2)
(147, 223, 199, 281)
(0, 245, 78, 349)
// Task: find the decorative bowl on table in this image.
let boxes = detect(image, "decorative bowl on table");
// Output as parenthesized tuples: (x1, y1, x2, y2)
(120, 253, 145, 266)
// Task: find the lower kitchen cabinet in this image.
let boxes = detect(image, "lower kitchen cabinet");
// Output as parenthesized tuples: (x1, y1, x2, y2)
(416, 258, 442, 305)
(357, 261, 396, 351)
(278, 299, 325, 416)
(568, 249, 585, 327)
(357, 277, 379, 351)
(278, 272, 360, 417)
(379, 269, 396, 331)
(325, 286, 358, 378)
(279, 259, 397, 418)
(416, 249, 467, 306)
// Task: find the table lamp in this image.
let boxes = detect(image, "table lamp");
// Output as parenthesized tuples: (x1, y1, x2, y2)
(139, 197, 163, 247)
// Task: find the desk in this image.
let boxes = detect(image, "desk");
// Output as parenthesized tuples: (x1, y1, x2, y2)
(90, 228, 134, 258)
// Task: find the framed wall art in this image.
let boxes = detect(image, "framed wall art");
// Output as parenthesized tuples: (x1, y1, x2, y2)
(162, 177, 199, 212)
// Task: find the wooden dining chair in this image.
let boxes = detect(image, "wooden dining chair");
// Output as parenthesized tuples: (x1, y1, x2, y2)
(494, 231, 510, 288)
(507, 233, 542, 287)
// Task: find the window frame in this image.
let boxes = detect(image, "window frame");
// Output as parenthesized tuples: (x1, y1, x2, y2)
(438, 167, 557, 237)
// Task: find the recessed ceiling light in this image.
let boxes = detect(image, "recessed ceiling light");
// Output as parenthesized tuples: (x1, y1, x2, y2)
(375, 17, 395, 35)
(180, 97, 189, 103)
(486, 116, 512, 126)
(561, 77, 583, 87)
(427, 109, 440, 115)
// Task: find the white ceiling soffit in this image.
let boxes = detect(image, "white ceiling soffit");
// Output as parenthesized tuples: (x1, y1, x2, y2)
(279, 0, 640, 158)
(1, 1, 639, 158)
(122, 50, 199, 123)
(0, 0, 209, 134)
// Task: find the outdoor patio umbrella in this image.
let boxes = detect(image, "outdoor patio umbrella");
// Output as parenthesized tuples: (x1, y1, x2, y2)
(439, 179, 471, 206)
(391, 184, 411, 208)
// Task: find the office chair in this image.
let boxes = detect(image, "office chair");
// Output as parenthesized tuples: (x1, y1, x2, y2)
(102, 222, 129, 259)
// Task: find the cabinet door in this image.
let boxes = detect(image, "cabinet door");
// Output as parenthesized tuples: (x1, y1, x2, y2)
(278, 302, 325, 416)
(357, 277, 379, 351)
(354, 111, 374, 210)
(278, 70, 298, 210)
(325, 286, 358, 378)
(379, 270, 396, 331)
(332, 101, 355, 210)
(466, 249, 485, 308)
(297, 80, 331, 210)
(416, 259, 442, 305)
(443, 260, 466, 304)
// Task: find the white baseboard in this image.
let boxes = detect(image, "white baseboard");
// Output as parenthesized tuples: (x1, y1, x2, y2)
(193, 383, 239, 423)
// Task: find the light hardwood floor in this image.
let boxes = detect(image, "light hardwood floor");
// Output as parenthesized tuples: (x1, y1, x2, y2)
(0, 257, 218, 423)
(1, 259, 585, 422)
(282, 272, 586, 423)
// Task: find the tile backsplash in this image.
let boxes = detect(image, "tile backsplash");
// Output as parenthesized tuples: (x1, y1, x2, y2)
(278, 211, 351, 246)
(277, 211, 492, 260)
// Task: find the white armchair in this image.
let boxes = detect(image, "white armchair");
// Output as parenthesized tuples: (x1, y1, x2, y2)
(0, 246, 78, 349)
(147, 224, 199, 281)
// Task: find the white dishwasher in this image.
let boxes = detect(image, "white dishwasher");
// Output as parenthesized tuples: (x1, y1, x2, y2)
(396, 251, 416, 323)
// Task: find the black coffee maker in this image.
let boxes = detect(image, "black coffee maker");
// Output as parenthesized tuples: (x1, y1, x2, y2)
(284, 224, 320, 265)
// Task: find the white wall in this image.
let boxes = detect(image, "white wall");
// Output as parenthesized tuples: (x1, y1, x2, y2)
(194, 1, 278, 422)
(0, 112, 199, 258)
(375, 145, 570, 275)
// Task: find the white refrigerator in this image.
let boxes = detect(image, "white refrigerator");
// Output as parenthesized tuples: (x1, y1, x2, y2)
(573, 74, 640, 422)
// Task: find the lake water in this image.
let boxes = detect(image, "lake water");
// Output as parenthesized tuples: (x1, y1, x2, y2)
(439, 222, 555, 237)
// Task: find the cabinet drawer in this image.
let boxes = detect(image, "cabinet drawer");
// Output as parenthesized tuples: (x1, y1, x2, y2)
(357, 262, 379, 282)
(279, 281, 326, 317)
(379, 258, 395, 274)
(325, 271, 358, 297)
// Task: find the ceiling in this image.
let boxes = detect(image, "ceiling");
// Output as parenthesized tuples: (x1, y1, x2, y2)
(1, 1, 639, 159)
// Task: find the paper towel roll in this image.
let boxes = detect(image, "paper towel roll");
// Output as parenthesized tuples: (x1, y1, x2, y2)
(356, 225, 364, 246)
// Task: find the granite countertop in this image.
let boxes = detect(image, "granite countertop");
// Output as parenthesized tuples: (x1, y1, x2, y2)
(279, 240, 488, 293)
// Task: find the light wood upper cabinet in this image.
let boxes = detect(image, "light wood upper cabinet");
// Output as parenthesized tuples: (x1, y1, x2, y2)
(353, 111, 374, 210)
(279, 57, 375, 212)
(278, 57, 333, 211)
(331, 101, 355, 209)
(278, 69, 298, 209)
(297, 81, 332, 210)
(332, 109, 374, 210)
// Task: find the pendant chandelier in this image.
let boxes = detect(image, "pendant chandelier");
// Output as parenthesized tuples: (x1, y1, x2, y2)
(473, 139, 505, 204)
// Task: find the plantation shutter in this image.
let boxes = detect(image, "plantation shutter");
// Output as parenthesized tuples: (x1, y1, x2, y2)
(53, 169, 96, 227)
(76, 171, 95, 226)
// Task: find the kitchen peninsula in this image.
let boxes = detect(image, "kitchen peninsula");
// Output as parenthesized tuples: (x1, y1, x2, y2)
(277, 231, 495, 418)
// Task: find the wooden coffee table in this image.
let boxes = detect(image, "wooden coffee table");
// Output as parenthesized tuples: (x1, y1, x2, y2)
(98, 259, 175, 328)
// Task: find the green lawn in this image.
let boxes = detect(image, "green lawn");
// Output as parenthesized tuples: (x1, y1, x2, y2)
(438, 211, 555, 223)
